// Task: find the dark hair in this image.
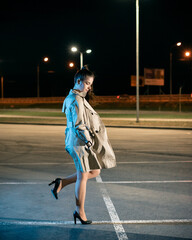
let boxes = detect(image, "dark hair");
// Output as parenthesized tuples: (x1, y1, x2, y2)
(74, 66, 94, 84)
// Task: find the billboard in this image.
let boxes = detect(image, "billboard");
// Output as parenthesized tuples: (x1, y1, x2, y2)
(131, 75, 144, 87)
(144, 68, 164, 86)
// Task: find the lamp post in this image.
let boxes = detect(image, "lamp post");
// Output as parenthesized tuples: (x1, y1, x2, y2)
(136, 0, 139, 122)
(1, 76, 3, 98)
(37, 57, 49, 97)
(170, 42, 182, 95)
(184, 50, 192, 99)
(71, 47, 92, 69)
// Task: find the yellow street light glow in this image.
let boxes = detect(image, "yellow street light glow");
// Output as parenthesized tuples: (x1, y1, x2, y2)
(71, 47, 78, 52)
(176, 42, 182, 46)
(185, 51, 191, 57)
(86, 49, 92, 54)
(43, 57, 49, 62)
(69, 62, 74, 68)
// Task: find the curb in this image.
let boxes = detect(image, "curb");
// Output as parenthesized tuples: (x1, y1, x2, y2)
(0, 121, 191, 131)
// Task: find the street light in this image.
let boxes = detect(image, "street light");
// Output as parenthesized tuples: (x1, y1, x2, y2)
(86, 49, 92, 54)
(176, 42, 182, 47)
(185, 51, 191, 57)
(43, 57, 49, 62)
(69, 62, 75, 68)
(71, 46, 92, 69)
(71, 47, 77, 52)
(37, 57, 49, 97)
(170, 42, 182, 94)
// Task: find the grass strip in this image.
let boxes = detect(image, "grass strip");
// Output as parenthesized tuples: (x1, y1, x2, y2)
(0, 117, 192, 128)
(0, 110, 192, 119)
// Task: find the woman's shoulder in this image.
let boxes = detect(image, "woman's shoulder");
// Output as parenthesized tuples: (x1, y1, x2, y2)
(64, 92, 83, 106)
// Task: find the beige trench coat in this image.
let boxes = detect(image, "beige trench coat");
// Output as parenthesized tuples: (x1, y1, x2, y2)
(62, 89, 116, 172)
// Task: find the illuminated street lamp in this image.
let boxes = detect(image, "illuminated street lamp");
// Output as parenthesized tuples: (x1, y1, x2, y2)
(176, 42, 182, 47)
(185, 51, 191, 57)
(37, 57, 49, 97)
(43, 57, 49, 62)
(86, 49, 92, 54)
(170, 42, 182, 94)
(69, 62, 75, 68)
(71, 46, 92, 69)
(71, 47, 77, 52)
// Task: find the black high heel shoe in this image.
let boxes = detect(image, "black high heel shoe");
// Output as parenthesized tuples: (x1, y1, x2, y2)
(48, 178, 62, 200)
(73, 211, 92, 225)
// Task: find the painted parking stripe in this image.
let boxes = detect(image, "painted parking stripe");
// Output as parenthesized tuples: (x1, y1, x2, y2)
(0, 180, 192, 185)
(0, 182, 46, 184)
(117, 161, 192, 164)
(1, 219, 192, 226)
(96, 175, 128, 240)
(95, 219, 192, 224)
(101, 180, 192, 184)
(0, 160, 191, 166)
(0, 220, 74, 226)
(0, 162, 73, 165)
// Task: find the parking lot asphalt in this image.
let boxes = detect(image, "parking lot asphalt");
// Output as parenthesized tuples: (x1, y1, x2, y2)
(0, 124, 192, 240)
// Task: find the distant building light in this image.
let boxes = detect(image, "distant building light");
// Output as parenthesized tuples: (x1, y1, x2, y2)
(48, 70, 55, 74)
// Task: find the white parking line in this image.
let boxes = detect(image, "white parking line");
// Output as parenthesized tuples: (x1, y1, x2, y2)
(0, 162, 73, 165)
(96, 175, 128, 240)
(0, 220, 74, 226)
(0, 160, 191, 166)
(118, 161, 192, 164)
(1, 219, 192, 226)
(115, 219, 192, 224)
(0, 180, 192, 185)
(0, 182, 44, 185)
(101, 180, 192, 184)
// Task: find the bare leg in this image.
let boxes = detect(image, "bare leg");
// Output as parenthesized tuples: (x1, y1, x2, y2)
(61, 173, 77, 189)
(88, 169, 100, 179)
(59, 169, 101, 192)
(75, 171, 88, 220)
(75, 169, 100, 221)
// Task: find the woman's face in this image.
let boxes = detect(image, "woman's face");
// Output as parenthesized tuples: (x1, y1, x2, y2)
(78, 76, 94, 93)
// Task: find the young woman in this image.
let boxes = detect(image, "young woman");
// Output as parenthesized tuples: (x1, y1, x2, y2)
(49, 66, 116, 224)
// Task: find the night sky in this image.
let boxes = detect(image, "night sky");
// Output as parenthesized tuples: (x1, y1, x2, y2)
(0, 0, 192, 97)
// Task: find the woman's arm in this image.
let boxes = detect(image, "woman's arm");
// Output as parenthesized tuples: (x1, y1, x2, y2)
(71, 98, 92, 147)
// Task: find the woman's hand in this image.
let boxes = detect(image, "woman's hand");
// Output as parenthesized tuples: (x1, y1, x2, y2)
(86, 141, 92, 149)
